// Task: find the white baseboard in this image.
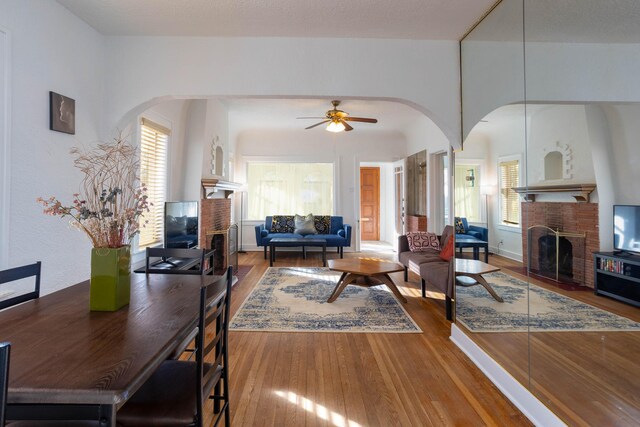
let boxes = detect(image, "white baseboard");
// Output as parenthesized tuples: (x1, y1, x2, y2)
(490, 246, 522, 262)
(450, 324, 566, 427)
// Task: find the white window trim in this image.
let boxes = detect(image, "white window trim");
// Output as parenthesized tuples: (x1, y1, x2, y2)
(242, 155, 339, 220)
(497, 153, 523, 231)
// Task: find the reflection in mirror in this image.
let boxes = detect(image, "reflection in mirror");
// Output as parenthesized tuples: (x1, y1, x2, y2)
(458, 0, 531, 414)
(460, 0, 640, 425)
(543, 151, 562, 180)
(524, 1, 640, 425)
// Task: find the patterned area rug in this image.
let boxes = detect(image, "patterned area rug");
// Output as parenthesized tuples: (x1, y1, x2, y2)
(456, 271, 640, 333)
(230, 267, 421, 333)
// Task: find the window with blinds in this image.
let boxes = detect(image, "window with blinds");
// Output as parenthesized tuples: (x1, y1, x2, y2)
(138, 118, 169, 248)
(499, 159, 520, 225)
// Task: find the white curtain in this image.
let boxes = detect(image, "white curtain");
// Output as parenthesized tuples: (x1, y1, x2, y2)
(247, 163, 334, 219)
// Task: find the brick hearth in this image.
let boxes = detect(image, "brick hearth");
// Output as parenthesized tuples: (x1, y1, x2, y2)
(522, 202, 599, 288)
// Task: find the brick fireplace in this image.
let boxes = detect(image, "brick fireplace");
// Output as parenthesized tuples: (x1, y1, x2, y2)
(199, 198, 233, 274)
(522, 202, 599, 288)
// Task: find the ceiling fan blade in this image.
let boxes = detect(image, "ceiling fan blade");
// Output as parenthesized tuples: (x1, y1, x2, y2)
(344, 117, 378, 123)
(341, 120, 354, 131)
(305, 120, 330, 130)
(297, 116, 326, 119)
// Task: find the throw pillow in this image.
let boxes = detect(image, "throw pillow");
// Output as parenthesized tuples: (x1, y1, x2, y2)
(406, 232, 440, 252)
(314, 215, 331, 234)
(454, 217, 466, 234)
(439, 236, 454, 261)
(294, 213, 317, 236)
(271, 215, 295, 233)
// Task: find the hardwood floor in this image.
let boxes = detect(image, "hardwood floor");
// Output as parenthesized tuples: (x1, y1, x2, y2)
(204, 249, 531, 427)
(457, 254, 640, 427)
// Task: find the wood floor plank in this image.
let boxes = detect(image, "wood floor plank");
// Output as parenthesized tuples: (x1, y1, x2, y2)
(205, 251, 533, 426)
(458, 253, 640, 427)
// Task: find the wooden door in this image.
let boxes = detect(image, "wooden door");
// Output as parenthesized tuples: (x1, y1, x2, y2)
(360, 167, 380, 241)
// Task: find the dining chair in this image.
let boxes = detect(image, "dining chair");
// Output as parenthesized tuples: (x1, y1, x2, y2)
(0, 262, 41, 310)
(145, 248, 216, 359)
(2, 341, 98, 426)
(145, 248, 215, 275)
(116, 266, 232, 427)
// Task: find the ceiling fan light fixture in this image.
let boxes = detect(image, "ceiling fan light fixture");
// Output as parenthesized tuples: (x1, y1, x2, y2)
(326, 120, 345, 133)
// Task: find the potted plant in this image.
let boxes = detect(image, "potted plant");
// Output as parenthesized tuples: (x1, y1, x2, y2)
(37, 135, 149, 311)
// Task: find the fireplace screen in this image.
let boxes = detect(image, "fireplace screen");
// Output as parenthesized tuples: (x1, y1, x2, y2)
(206, 223, 238, 275)
(527, 225, 585, 284)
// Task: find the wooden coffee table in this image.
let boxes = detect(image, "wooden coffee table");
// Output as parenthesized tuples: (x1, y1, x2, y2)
(327, 258, 407, 303)
(455, 258, 504, 302)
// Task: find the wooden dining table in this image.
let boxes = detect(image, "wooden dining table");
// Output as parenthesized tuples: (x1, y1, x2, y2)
(0, 272, 223, 425)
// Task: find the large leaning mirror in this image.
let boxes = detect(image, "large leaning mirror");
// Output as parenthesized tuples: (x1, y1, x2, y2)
(458, 0, 531, 398)
(461, 0, 640, 425)
(524, 1, 640, 424)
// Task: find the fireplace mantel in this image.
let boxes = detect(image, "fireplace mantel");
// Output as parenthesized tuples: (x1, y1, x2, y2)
(201, 178, 243, 199)
(513, 184, 596, 203)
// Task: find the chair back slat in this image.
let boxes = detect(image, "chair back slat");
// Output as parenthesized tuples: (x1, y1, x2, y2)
(0, 262, 41, 310)
(204, 332, 222, 357)
(194, 266, 232, 424)
(0, 342, 10, 427)
(204, 304, 225, 328)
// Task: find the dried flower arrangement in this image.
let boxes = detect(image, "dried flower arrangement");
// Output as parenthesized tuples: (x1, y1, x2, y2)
(37, 135, 149, 248)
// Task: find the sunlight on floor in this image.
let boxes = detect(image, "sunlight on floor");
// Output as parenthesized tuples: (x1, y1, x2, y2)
(360, 240, 395, 254)
(274, 390, 363, 427)
(286, 267, 341, 281)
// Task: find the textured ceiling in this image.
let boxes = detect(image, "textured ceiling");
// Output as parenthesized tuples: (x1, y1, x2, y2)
(56, 0, 495, 39)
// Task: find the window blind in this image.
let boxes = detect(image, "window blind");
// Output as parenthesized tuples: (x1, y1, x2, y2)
(138, 119, 169, 248)
(499, 160, 520, 225)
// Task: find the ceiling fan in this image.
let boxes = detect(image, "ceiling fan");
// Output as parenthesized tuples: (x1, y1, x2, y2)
(297, 100, 378, 132)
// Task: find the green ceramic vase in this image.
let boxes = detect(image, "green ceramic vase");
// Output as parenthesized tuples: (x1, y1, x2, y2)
(90, 246, 131, 311)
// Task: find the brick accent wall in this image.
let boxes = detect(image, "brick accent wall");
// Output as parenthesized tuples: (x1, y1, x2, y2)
(522, 202, 599, 288)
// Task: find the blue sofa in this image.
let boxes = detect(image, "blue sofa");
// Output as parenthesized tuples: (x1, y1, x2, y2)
(255, 215, 352, 259)
(455, 217, 489, 262)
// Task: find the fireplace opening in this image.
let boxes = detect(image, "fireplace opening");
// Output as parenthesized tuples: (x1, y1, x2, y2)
(538, 235, 573, 280)
(211, 233, 226, 273)
(527, 225, 585, 285)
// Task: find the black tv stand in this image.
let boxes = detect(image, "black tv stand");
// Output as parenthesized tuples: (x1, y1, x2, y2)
(593, 251, 640, 308)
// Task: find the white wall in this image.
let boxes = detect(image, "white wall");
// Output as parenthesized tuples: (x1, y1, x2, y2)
(235, 129, 407, 250)
(203, 98, 230, 180)
(526, 105, 595, 187)
(0, 0, 104, 293)
(104, 37, 461, 147)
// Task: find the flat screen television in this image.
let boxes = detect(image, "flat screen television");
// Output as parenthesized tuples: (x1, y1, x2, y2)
(613, 205, 640, 255)
(164, 201, 199, 248)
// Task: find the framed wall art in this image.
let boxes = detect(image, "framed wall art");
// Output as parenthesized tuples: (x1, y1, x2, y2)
(49, 91, 75, 134)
